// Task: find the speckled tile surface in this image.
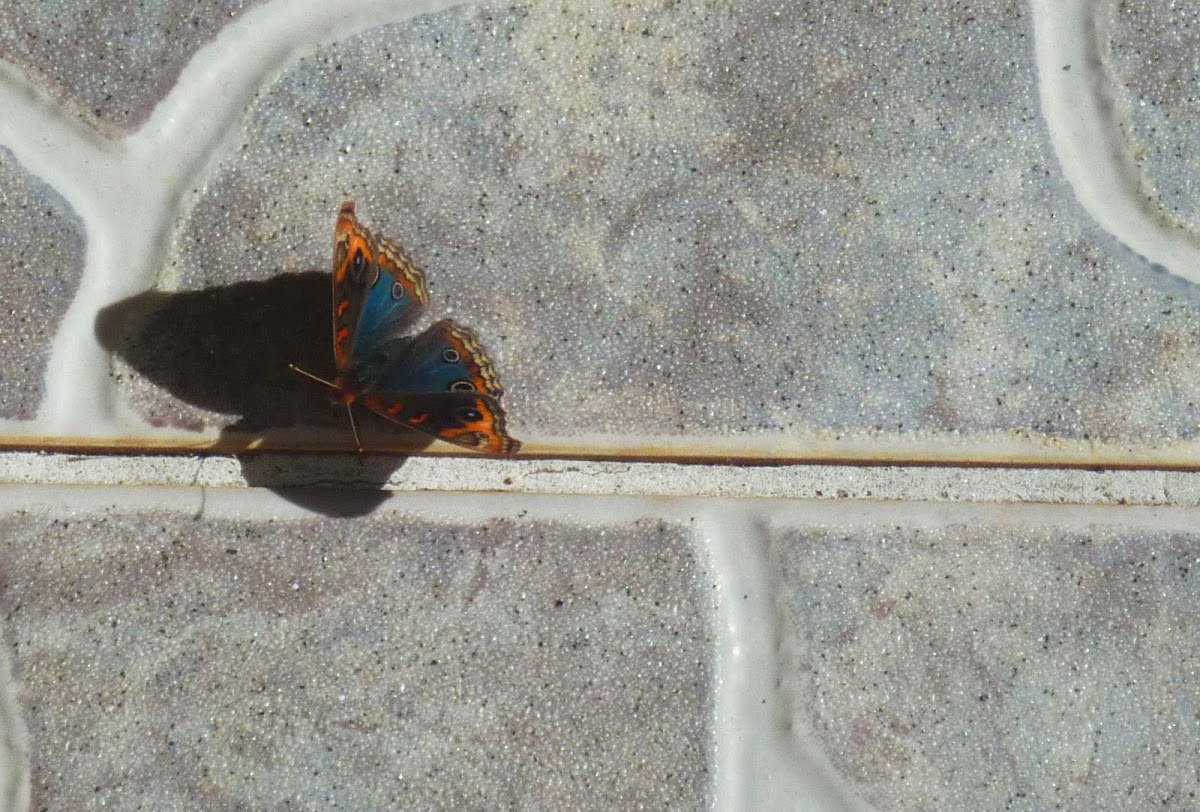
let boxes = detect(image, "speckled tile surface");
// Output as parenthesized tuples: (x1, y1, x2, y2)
(117, 0, 1200, 451)
(0, 149, 84, 420)
(771, 517, 1200, 810)
(0, 493, 715, 809)
(2, 1, 1200, 810)
(0, 1, 1196, 459)
(1, 492, 1197, 810)
(0, 0, 267, 135)
(1109, 1, 1200, 227)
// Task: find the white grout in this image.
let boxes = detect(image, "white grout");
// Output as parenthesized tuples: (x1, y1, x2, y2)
(3, 2, 1199, 808)
(0, 0, 467, 438)
(1031, 0, 1200, 282)
(0, 451, 1197, 507)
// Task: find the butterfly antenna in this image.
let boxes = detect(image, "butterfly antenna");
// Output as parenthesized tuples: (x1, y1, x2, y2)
(288, 364, 337, 389)
(290, 364, 363, 452)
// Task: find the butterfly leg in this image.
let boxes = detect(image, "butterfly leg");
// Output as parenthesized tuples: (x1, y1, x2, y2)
(290, 363, 364, 452)
(345, 402, 362, 452)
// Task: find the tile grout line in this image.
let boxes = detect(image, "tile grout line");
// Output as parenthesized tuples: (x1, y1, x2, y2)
(701, 504, 875, 811)
(1032, 0, 1200, 284)
(0, 0, 473, 441)
(0, 451, 1198, 507)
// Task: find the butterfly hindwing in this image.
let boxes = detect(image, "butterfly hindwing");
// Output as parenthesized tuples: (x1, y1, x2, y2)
(331, 201, 429, 375)
(361, 390, 520, 455)
(369, 319, 505, 399)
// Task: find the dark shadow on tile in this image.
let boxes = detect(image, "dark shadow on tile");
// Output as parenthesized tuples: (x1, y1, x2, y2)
(234, 473, 395, 517)
(96, 272, 433, 510)
(96, 272, 334, 432)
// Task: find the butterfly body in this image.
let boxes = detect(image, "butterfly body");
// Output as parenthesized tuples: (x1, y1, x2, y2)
(326, 200, 519, 454)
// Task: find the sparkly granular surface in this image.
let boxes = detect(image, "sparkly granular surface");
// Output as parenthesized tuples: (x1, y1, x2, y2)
(1, 505, 715, 809)
(1108, 1, 1200, 227)
(0, 0, 266, 134)
(154, 1, 1200, 445)
(0, 148, 85, 420)
(772, 519, 1200, 810)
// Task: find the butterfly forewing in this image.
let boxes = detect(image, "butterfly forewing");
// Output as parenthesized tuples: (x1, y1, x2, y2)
(331, 201, 430, 376)
(331, 201, 376, 373)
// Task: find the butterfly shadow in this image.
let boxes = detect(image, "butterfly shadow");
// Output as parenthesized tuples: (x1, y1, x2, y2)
(95, 271, 434, 516)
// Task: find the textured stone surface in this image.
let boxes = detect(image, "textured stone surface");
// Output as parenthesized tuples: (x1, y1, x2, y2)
(0, 504, 715, 809)
(772, 519, 1200, 811)
(3, 4, 1200, 811)
(1109, 0, 1200, 228)
(0, 0, 265, 134)
(0, 148, 85, 420)
(141, 1, 1200, 448)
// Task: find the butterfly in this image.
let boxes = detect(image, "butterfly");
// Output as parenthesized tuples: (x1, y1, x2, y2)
(292, 200, 520, 454)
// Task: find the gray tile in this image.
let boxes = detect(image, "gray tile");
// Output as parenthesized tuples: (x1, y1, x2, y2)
(0, 148, 85, 420)
(129, 1, 1200, 450)
(0, 502, 715, 809)
(0, 0, 266, 135)
(770, 515, 1200, 810)
(1110, 1, 1200, 227)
